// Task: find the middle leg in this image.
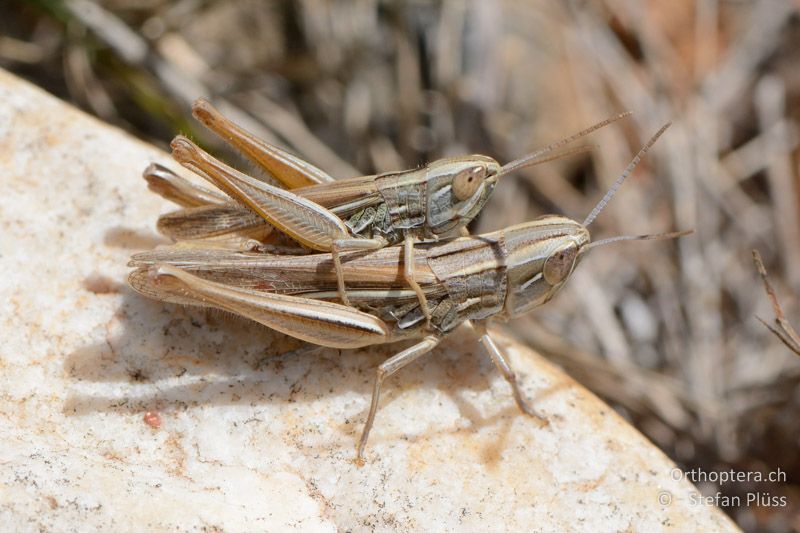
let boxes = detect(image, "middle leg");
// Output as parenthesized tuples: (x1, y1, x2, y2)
(403, 235, 432, 323)
(472, 321, 547, 424)
(357, 335, 440, 463)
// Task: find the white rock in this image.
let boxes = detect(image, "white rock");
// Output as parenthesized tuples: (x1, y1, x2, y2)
(0, 69, 739, 532)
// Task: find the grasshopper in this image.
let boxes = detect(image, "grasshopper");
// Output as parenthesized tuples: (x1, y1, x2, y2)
(129, 122, 689, 462)
(145, 99, 629, 322)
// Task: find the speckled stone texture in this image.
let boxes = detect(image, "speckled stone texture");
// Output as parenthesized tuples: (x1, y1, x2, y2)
(0, 69, 739, 532)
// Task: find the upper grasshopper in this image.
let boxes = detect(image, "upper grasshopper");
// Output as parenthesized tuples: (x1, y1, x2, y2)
(145, 99, 630, 322)
(130, 122, 689, 462)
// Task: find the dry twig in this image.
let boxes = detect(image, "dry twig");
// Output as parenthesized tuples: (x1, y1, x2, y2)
(753, 249, 800, 356)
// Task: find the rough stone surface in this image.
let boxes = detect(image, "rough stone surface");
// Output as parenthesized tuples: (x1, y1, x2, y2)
(0, 69, 739, 532)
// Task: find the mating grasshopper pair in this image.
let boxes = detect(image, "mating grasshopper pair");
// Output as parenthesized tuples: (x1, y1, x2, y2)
(144, 99, 628, 321)
(130, 101, 687, 461)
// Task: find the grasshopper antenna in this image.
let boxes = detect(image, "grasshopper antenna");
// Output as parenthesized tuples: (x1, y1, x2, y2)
(501, 143, 599, 170)
(586, 229, 693, 251)
(582, 121, 671, 228)
(496, 111, 632, 178)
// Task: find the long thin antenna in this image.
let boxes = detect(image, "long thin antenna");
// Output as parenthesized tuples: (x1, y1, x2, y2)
(582, 121, 671, 227)
(503, 143, 598, 170)
(496, 111, 632, 178)
(586, 229, 693, 251)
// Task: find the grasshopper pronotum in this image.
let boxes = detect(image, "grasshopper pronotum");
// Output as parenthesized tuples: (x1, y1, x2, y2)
(130, 121, 689, 462)
(145, 99, 629, 322)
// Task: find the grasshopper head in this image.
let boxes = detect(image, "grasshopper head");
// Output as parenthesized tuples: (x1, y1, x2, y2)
(502, 216, 590, 318)
(425, 156, 501, 237)
(502, 122, 690, 319)
(501, 215, 691, 319)
(423, 112, 635, 239)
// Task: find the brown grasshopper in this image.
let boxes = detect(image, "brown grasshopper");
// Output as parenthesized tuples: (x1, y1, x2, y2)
(129, 122, 689, 462)
(145, 99, 629, 322)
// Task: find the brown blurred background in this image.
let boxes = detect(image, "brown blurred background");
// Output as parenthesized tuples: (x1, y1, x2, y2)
(4, 1, 800, 530)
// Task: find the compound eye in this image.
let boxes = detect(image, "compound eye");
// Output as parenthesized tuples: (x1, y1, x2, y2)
(452, 166, 485, 201)
(543, 241, 578, 285)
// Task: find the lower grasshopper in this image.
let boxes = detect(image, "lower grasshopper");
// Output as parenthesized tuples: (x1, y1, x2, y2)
(130, 122, 688, 462)
(145, 99, 629, 322)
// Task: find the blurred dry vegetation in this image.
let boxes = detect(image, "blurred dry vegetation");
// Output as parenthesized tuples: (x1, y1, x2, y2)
(4, 1, 800, 530)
